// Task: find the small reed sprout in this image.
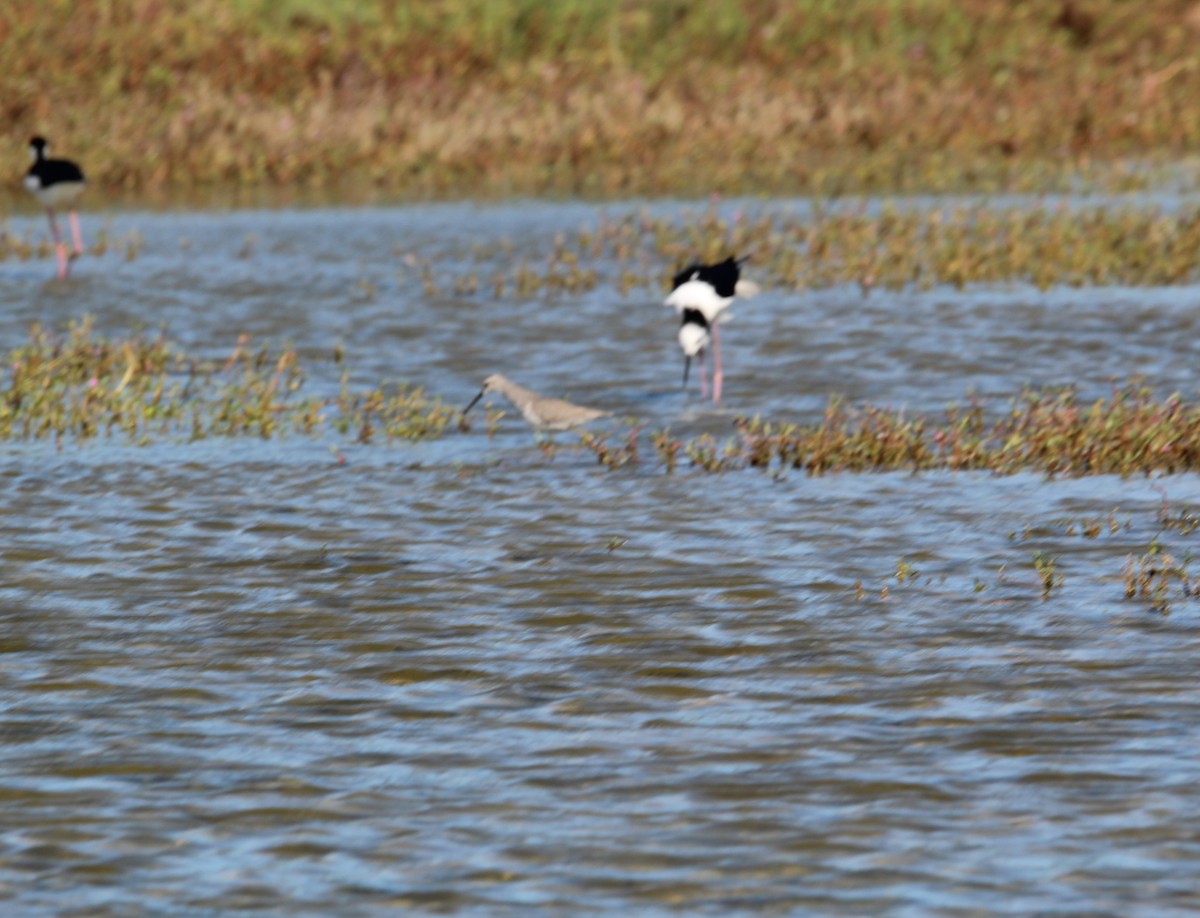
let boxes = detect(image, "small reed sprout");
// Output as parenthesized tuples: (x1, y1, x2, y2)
(1122, 540, 1194, 616)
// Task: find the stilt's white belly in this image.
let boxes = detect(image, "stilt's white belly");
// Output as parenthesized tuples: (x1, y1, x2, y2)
(27, 180, 85, 209)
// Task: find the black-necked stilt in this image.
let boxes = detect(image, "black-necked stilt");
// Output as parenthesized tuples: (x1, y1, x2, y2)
(677, 307, 712, 397)
(463, 374, 610, 431)
(664, 256, 759, 402)
(25, 136, 86, 279)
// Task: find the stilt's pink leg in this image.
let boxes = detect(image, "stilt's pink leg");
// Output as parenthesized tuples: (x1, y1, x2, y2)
(698, 349, 708, 400)
(711, 325, 723, 402)
(69, 211, 83, 256)
(47, 210, 68, 278)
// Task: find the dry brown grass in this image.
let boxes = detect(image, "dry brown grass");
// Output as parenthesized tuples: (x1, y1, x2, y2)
(6, 1, 1200, 199)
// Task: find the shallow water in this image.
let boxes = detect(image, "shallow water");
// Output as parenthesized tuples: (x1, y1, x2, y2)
(2, 201, 1200, 915)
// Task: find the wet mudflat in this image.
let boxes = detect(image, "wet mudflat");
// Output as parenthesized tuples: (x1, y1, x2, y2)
(1, 199, 1200, 915)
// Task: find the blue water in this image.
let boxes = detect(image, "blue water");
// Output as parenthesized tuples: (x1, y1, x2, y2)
(0, 201, 1198, 915)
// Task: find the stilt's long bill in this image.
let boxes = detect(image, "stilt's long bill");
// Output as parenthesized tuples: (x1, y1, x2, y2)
(462, 374, 610, 433)
(664, 256, 759, 403)
(25, 137, 86, 279)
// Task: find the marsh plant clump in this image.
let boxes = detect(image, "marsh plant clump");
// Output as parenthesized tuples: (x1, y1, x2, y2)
(12, 201, 1200, 294)
(0, 224, 142, 267)
(579, 425, 641, 470)
(635, 386, 1200, 478)
(0, 320, 455, 445)
(436, 205, 1200, 298)
(7, 2, 1200, 200)
(1032, 552, 1064, 598)
(1122, 538, 1196, 615)
(858, 499, 1200, 616)
(17, 321, 1200, 621)
(15, 325, 1200, 482)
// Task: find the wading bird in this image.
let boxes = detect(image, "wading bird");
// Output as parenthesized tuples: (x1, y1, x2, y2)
(25, 136, 86, 279)
(463, 374, 610, 433)
(665, 256, 759, 402)
(676, 307, 712, 398)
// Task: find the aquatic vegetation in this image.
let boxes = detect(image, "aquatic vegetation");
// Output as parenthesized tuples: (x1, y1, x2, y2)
(441, 204, 1200, 296)
(895, 558, 919, 584)
(1154, 488, 1200, 535)
(1032, 552, 1063, 598)
(862, 526, 1200, 614)
(5, 2, 1200, 200)
(1059, 511, 1125, 538)
(683, 434, 739, 474)
(16, 198, 1200, 296)
(1114, 493, 1200, 613)
(0, 321, 453, 445)
(336, 379, 457, 443)
(606, 536, 629, 553)
(651, 429, 682, 474)
(1122, 539, 1195, 615)
(14, 324, 1200, 484)
(600, 385, 1200, 478)
(0, 222, 142, 267)
(579, 424, 641, 470)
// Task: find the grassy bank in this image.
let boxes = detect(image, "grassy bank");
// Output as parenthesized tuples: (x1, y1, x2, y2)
(7, 1, 1200, 198)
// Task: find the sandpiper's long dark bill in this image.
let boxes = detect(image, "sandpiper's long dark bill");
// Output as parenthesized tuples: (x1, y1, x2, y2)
(25, 136, 86, 279)
(463, 388, 486, 417)
(665, 256, 759, 403)
(462, 373, 610, 432)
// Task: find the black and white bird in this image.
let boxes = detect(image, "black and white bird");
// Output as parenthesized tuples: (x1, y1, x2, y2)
(664, 256, 759, 402)
(676, 307, 712, 395)
(25, 136, 86, 279)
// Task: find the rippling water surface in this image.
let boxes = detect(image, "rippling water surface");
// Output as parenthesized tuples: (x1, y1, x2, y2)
(2, 200, 1200, 915)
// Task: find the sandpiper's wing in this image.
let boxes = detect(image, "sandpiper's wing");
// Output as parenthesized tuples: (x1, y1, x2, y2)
(533, 396, 610, 429)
